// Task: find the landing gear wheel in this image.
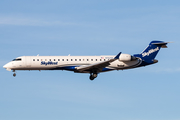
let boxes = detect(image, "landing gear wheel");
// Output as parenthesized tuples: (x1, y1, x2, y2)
(90, 75, 94, 80)
(89, 73, 98, 80)
(13, 73, 16, 77)
(92, 74, 97, 78)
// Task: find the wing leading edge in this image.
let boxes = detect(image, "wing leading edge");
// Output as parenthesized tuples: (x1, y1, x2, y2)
(75, 52, 121, 73)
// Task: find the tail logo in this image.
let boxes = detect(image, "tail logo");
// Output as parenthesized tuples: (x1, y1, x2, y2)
(142, 47, 159, 57)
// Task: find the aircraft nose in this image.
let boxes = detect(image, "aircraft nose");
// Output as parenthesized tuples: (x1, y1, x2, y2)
(3, 62, 11, 69)
(3, 64, 8, 68)
(3, 63, 12, 71)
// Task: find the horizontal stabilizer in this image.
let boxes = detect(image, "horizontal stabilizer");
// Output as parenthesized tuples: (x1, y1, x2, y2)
(152, 41, 170, 48)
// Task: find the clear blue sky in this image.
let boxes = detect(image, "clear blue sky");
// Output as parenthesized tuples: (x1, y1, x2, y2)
(0, 0, 180, 120)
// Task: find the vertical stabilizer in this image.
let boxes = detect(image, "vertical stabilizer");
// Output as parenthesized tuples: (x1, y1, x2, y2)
(134, 41, 168, 63)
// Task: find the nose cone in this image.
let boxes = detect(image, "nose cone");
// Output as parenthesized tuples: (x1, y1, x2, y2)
(3, 64, 8, 68)
(3, 62, 12, 71)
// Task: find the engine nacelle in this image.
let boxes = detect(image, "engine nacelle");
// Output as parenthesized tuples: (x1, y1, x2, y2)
(119, 54, 136, 61)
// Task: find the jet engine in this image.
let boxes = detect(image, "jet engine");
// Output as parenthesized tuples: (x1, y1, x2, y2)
(119, 54, 136, 61)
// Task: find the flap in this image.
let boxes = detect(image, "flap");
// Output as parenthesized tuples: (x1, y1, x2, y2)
(75, 52, 121, 72)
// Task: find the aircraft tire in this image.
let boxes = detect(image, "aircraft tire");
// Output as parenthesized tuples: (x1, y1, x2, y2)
(13, 73, 16, 77)
(93, 74, 97, 78)
(90, 75, 94, 80)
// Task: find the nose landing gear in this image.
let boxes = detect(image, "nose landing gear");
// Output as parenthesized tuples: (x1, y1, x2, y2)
(13, 70, 16, 77)
(13, 73, 16, 77)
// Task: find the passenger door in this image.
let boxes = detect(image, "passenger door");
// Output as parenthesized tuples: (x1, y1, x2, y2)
(25, 56, 32, 68)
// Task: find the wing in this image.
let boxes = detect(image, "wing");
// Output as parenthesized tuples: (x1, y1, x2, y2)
(75, 52, 121, 73)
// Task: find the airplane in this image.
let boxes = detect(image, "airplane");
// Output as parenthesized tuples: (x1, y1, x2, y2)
(3, 41, 169, 80)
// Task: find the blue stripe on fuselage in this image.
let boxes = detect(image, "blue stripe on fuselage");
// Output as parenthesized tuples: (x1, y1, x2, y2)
(50, 66, 77, 71)
(49, 65, 114, 72)
(102, 67, 114, 72)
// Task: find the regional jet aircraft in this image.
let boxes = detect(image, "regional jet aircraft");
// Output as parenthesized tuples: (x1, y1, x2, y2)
(3, 41, 169, 80)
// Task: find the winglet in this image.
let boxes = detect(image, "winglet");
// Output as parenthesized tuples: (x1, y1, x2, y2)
(114, 52, 121, 59)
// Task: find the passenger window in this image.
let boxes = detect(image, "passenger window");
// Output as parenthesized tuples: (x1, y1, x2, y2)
(87, 59, 89, 61)
(91, 59, 93, 61)
(67, 59, 68, 61)
(45, 59, 47, 61)
(100, 59, 102, 61)
(96, 59, 97, 61)
(33, 59, 35, 61)
(71, 59, 73, 61)
(104, 59, 106, 61)
(37, 59, 39, 61)
(49, 59, 51, 61)
(79, 59, 81, 61)
(75, 59, 77, 61)
(62, 59, 64, 61)
(54, 59, 55, 61)
(58, 59, 60, 61)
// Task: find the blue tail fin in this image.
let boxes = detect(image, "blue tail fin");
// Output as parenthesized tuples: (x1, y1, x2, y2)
(134, 41, 168, 63)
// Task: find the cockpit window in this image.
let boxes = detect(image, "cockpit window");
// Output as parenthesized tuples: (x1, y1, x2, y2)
(12, 58, 22, 61)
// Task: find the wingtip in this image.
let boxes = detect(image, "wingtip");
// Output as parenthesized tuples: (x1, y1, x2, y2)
(114, 52, 121, 59)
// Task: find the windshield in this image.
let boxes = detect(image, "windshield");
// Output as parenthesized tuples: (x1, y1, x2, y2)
(12, 58, 22, 61)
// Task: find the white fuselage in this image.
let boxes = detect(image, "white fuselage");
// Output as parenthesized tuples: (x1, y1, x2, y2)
(2, 41, 168, 80)
(3, 55, 141, 73)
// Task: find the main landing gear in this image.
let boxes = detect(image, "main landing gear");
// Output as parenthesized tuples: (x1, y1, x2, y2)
(13, 70, 16, 77)
(89, 73, 98, 80)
